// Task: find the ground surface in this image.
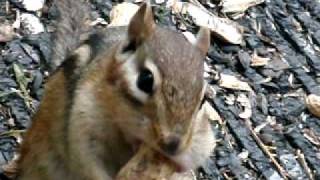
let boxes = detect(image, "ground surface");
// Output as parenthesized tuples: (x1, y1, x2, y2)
(0, 0, 320, 180)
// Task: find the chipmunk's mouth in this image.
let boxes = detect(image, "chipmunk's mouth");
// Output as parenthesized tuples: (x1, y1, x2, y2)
(131, 137, 193, 172)
(171, 160, 189, 172)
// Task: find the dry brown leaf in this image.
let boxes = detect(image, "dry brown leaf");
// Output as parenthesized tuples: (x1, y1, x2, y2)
(220, 0, 265, 14)
(0, 24, 15, 42)
(251, 51, 270, 67)
(172, 2, 243, 44)
(21, 0, 45, 11)
(109, 2, 139, 27)
(202, 101, 222, 122)
(20, 13, 44, 34)
(219, 74, 253, 92)
(237, 94, 252, 119)
(303, 129, 320, 147)
(305, 94, 320, 118)
(182, 31, 196, 44)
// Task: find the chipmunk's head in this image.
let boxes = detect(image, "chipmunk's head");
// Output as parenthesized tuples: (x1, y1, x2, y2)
(94, 2, 209, 170)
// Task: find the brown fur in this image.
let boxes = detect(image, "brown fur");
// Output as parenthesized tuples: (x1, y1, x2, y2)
(18, 1, 213, 180)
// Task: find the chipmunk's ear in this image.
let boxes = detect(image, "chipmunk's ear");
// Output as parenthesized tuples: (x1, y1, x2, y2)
(127, 3, 155, 49)
(194, 27, 210, 56)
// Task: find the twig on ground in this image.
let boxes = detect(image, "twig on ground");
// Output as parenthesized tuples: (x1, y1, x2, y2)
(296, 149, 314, 180)
(244, 119, 289, 180)
(222, 171, 233, 180)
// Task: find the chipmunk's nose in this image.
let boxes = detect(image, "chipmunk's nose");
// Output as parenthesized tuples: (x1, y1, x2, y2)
(161, 135, 181, 155)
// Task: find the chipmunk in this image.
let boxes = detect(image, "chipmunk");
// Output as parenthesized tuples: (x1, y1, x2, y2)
(17, 0, 213, 179)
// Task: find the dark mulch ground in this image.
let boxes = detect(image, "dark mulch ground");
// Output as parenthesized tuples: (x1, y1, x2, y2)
(0, 0, 320, 179)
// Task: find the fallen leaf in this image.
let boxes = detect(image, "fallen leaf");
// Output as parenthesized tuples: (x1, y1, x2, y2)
(22, 0, 45, 11)
(251, 51, 270, 67)
(202, 101, 222, 122)
(220, 0, 265, 14)
(0, 24, 15, 42)
(303, 129, 320, 147)
(109, 2, 139, 27)
(219, 74, 253, 92)
(237, 94, 252, 119)
(20, 13, 45, 34)
(305, 94, 320, 118)
(172, 2, 243, 44)
(182, 31, 196, 44)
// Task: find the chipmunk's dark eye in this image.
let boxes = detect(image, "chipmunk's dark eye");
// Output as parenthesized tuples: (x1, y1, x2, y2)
(137, 68, 154, 94)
